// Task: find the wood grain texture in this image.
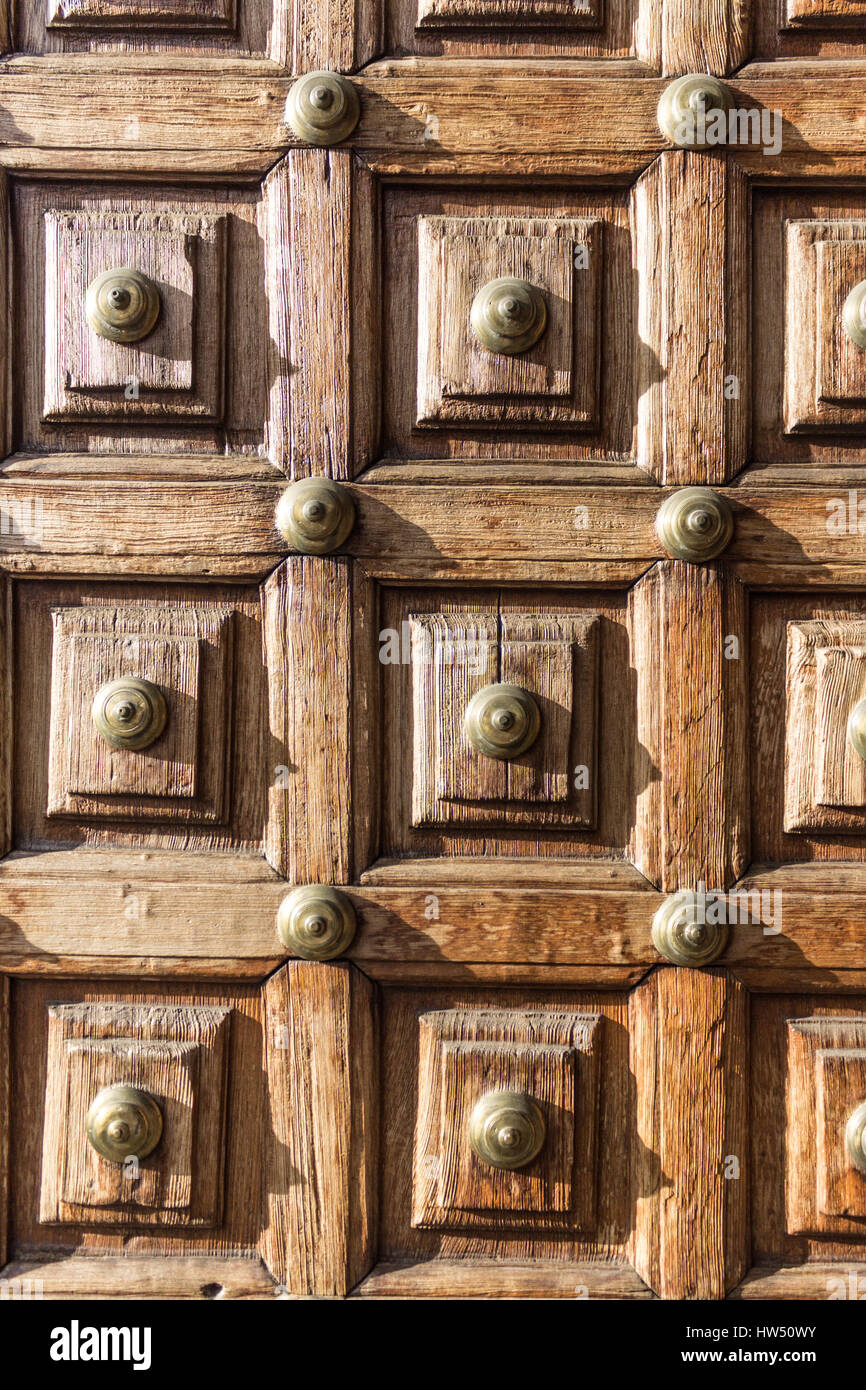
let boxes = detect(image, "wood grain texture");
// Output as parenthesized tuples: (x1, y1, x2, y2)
(352, 1258, 653, 1299)
(262, 961, 377, 1296)
(263, 558, 352, 882)
(630, 561, 749, 892)
(660, 0, 750, 76)
(630, 969, 749, 1300)
(0, 1255, 277, 1299)
(292, 0, 382, 70)
(0, 975, 8, 1270)
(731, 1263, 866, 1300)
(633, 154, 748, 484)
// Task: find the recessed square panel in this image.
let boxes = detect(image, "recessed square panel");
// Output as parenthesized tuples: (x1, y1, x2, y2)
(784, 221, 866, 433)
(785, 620, 866, 831)
(40, 1002, 231, 1227)
(416, 215, 601, 428)
(783, 0, 866, 27)
(47, 0, 235, 27)
(412, 1008, 601, 1232)
(47, 604, 233, 823)
(785, 1017, 866, 1237)
(43, 210, 225, 422)
(410, 610, 599, 828)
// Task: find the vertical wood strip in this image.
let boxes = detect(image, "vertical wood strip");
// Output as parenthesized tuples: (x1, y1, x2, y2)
(0, 974, 8, 1271)
(633, 153, 748, 485)
(630, 560, 749, 892)
(291, 0, 383, 71)
(661, 0, 750, 76)
(287, 150, 353, 481)
(263, 558, 352, 884)
(262, 961, 378, 1296)
(631, 969, 749, 1300)
(262, 158, 292, 475)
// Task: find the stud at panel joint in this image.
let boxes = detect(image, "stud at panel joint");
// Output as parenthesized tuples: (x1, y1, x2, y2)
(843, 280, 866, 349)
(277, 884, 357, 961)
(651, 890, 729, 967)
(657, 74, 734, 150)
(275, 477, 356, 554)
(91, 676, 168, 751)
(286, 71, 361, 146)
(655, 487, 734, 563)
(85, 268, 161, 343)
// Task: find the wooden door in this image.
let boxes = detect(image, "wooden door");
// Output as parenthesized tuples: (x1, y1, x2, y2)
(1, 0, 866, 1304)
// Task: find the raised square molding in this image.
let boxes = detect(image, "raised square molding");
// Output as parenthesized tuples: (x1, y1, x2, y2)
(47, 0, 236, 30)
(417, 0, 602, 27)
(784, 220, 866, 433)
(785, 619, 866, 831)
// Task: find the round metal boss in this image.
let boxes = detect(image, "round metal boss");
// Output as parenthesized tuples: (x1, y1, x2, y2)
(652, 890, 729, 967)
(91, 676, 168, 751)
(846, 1100, 866, 1174)
(655, 486, 734, 562)
(275, 477, 356, 555)
(286, 71, 361, 146)
(470, 277, 548, 355)
(86, 1084, 164, 1164)
(848, 698, 866, 762)
(277, 884, 357, 961)
(464, 683, 541, 760)
(85, 268, 161, 343)
(469, 1091, 546, 1170)
(657, 74, 734, 149)
(843, 281, 866, 349)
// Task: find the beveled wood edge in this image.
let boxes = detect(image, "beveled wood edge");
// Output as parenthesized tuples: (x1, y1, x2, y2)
(0, 1255, 278, 1300)
(350, 1257, 654, 1299)
(729, 1262, 866, 1300)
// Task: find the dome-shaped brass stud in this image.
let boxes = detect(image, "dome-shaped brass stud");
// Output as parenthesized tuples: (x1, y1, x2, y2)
(469, 1091, 546, 1169)
(91, 676, 168, 751)
(85, 268, 161, 343)
(464, 683, 541, 760)
(286, 71, 361, 146)
(275, 477, 356, 555)
(843, 281, 866, 349)
(655, 487, 734, 563)
(657, 74, 734, 149)
(848, 699, 866, 761)
(651, 890, 729, 967)
(470, 277, 548, 355)
(846, 1100, 866, 1174)
(86, 1084, 164, 1164)
(277, 884, 357, 961)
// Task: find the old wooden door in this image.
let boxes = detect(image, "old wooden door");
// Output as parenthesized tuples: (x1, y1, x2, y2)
(1, 0, 866, 1303)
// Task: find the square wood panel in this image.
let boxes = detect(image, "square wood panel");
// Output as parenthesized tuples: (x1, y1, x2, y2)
(416, 0, 601, 26)
(416, 216, 601, 428)
(15, 0, 275, 54)
(782, 0, 866, 27)
(39, 1001, 231, 1227)
(43, 210, 225, 423)
(47, 0, 236, 27)
(785, 221, 866, 433)
(47, 604, 233, 823)
(785, 1016, 866, 1237)
(410, 610, 598, 828)
(784, 620, 866, 832)
(412, 1007, 601, 1232)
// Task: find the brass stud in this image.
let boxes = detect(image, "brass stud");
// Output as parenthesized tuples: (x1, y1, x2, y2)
(846, 1100, 866, 1174)
(655, 486, 734, 563)
(85, 268, 161, 343)
(843, 281, 866, 349)
(86, 1084, 163, 1164)
(470, 277, 548, 355)
(464, 683, 541, 760)
(277, 884, 357, 961)
(469, 1091, 546, 1170)
(275, 477, 356, 555)
(657, 74, 734, 149)
(651, 890, 729, 967)
(286, 71, 361, 146)
(848, 699, 866, 761)
(92, 676, 168, 751)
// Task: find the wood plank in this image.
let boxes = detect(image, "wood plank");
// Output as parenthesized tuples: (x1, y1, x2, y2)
(630, 561, 749, 891)
(262, 962, 377, 1296)
(0, 975, 7, 1271)
(631, 969, 749, 1300)
(352, 1258, 653, 1299)
(633, 154, 748, 484)
(0, 1256, 276, 1300)
(731, 1263, 866, 1300)
(263, 558, 353, 882)
(292, 0, 382, 72)
(661, 0, 749, 76)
